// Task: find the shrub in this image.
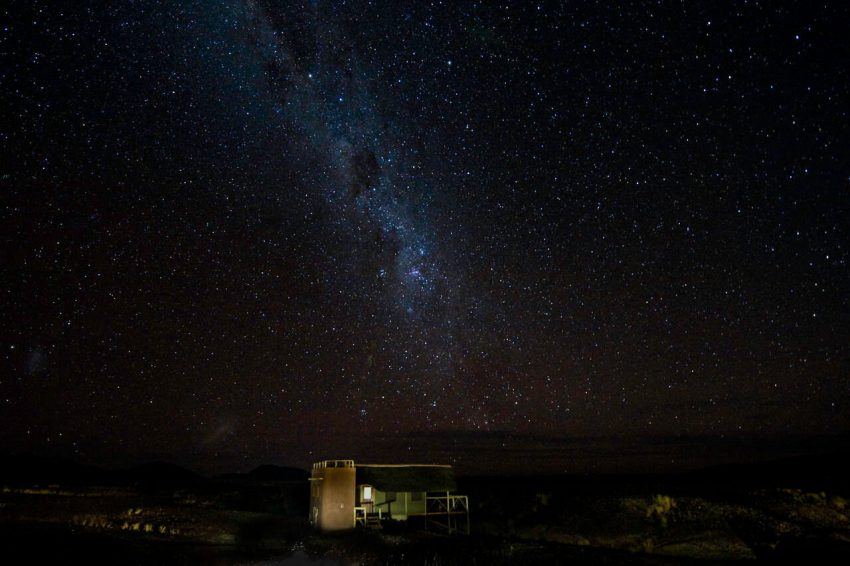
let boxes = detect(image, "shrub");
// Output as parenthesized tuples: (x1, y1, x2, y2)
(646, 495, 676, 528)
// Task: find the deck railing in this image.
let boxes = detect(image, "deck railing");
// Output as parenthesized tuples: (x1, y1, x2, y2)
(312, 459, 354, 470)
(354, 506, 382, 527)
(425, 494, 470, 535)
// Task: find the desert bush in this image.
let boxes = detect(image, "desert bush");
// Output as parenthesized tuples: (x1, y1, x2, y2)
(646, 495, 676, 528)
(803, 491, 827, 504)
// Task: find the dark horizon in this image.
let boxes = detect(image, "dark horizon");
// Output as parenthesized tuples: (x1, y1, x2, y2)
(7, 431, 850, 478)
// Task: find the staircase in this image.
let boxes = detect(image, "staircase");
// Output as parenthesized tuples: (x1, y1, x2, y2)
(354, 507, 383, 529)
(365, 513, 382, 529)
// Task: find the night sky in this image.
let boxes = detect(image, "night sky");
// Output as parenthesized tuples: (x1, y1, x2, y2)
(2, 1, 849, 474)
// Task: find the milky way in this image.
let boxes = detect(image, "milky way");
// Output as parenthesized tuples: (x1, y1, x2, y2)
(1, 1, 849, 473)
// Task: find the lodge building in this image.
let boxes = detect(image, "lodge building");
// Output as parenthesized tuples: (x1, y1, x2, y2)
(309, 459, 469, 534)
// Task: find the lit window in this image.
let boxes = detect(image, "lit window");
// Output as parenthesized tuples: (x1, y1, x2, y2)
(363, 486, 372, 501)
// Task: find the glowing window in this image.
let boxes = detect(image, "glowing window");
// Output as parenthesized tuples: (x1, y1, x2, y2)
(363, 486, 372, 501)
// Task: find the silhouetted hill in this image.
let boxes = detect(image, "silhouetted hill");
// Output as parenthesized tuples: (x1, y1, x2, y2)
(0, 454, 106, 485)
(0, 454, 313, 488)
(688, 450, 850, 492)
(214, 465, 308, 483)
(0, 455, 205, 487)
(248, 464, 308, 482)
(457, 450, 850, 500)
(4, 451, 847, 493)
(112, 461, 205, 486)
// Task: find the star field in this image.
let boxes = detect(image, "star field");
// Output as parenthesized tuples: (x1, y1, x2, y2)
(1, 1, 849, 473)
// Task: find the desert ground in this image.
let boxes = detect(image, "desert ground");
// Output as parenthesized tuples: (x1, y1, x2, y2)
(2, 454, 850, 564)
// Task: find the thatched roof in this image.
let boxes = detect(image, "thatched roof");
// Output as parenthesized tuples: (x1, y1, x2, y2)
(356, 464, 456, 492)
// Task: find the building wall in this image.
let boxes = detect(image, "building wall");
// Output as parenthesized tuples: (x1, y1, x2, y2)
(311, 466, 356, 531)
(370, 489, 427, 519)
